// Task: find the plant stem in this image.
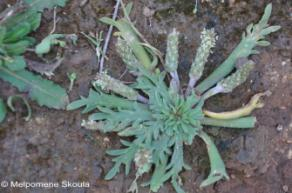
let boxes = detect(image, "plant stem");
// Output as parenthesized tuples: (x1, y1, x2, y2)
(185, 76, 198, 96)
(170, 71, 180, 92)
(195, 46, 240, 94)
(116, 19, 153, 70)
(137, 94, 149, 104)
(99, 0, 121, 73)
(201, 116, 256, 128)
(201, 85, 224, 100)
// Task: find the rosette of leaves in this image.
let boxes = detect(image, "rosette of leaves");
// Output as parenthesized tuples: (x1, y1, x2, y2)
(0, 1, 69, 123)
(68, 3, 280, 193)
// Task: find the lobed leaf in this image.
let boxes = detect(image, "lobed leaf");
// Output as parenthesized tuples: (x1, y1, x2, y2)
(67, 89, 136, 113)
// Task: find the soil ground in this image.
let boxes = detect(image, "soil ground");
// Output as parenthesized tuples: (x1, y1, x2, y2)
(0, 0, 291, 193)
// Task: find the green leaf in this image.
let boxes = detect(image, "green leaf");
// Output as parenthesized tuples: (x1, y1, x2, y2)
(171, 177, 185, 193)
(3, 56, 26, 71)
(105, 164, 120, 180)
(150, 160, 168, 192)
(89, 103, 152, 132)
(195, 3, 280, 94)
(124, 2, 134, 16)
(201, 116, 256, 128)
(3, 40, 32, 55)
(260, 25, 281, 36)
(2, 10, 41, 43)
(23, 0, 69, 12)
(100, 17, 154, 70)
(0, 67, 68, 109)
(99, 17, 119, 26)
(0, 98, 7, 123)
(198, 131, 229, 188)
(35, 34, 65, 55)
(105, 142, 138, 180)
(67, 89, 135, 113)
(257, 40, 270, 47)
(258, 3, 272, 28)
(0, 26, 6, 44)
(106, 149, 129, 156)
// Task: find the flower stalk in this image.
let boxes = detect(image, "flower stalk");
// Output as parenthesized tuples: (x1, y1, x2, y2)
(186, 28, 217, 96)
(195, 4, 280, 94)
(164, 29, 180, 93)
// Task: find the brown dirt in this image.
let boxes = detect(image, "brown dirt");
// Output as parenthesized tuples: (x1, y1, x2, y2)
(0, 0, 291, 193)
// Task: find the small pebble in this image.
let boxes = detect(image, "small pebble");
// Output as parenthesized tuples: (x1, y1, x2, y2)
(276, 124, 283, 132)
(283, 185, 289, 192)
(143, 7, 155, 17)
(35, 117, 45, 125)
(281, 61, 287, 66)
(103, 137, 110, 144)
(80, 0, 88, 7)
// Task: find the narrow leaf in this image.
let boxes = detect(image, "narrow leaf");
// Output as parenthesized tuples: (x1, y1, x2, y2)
(105, 164, 120, 180)
(258, 3, 272, 27)
(260, 25, 281, 36)
(0, 26, 6, 44)
(257, 40, 270, 46)
(99, 17, 118, 26)
(124, 2, 134, 16)
(198, 131, 229, 188)
(201, 116, 256, 128)
(106, 149, 128, 156)
(0, 98, 7, 123)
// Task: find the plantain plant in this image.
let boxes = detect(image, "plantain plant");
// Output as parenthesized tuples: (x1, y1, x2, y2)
(68, 3, 280, 193)
(0, 0, 69, 123)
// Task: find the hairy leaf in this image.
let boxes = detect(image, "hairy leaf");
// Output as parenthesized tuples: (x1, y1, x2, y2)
(67, 89, 135, 113)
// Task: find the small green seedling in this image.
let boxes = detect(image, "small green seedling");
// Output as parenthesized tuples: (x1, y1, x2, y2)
(67, 72, 77, 92)
(35, 34, 66, 56)
(68, 3, 280, 193)
(35, 33, 78, 56)
(81, 31, 104, 63)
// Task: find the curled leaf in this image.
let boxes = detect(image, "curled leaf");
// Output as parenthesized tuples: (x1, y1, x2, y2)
(35, 34, 65, 55)
(198, 131, 229, 188)
(7, 95, 32, 121)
